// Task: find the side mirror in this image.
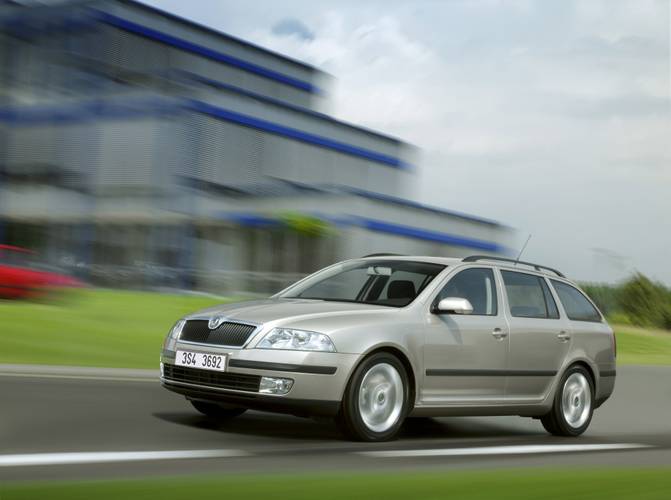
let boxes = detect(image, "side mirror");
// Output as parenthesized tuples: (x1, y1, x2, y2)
(434, 297, 474, 315)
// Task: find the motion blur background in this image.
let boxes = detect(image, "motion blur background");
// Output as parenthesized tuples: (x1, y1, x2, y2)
(0, 0, 513, 297)
(0, 0, 670, 498)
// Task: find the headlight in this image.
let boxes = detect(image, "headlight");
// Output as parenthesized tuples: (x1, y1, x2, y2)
(163, 319, 186, 350)
(170, 319, 186, 339)
(256, 328, 336, 352)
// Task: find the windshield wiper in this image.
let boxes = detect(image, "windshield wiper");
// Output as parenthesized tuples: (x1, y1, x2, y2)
(288, 297, 401, 308)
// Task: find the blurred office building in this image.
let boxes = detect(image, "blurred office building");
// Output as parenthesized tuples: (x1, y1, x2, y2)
(0, 0, 510, 291)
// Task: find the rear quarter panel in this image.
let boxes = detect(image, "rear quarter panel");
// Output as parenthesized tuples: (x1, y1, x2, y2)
(565, 319, 616, 406)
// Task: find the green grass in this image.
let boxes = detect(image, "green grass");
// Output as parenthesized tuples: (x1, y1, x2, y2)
(613, 323, 671, 365)
(0, 290, 670, 368)
(2, 469, 670, 500)
(0, 289, 226, 368)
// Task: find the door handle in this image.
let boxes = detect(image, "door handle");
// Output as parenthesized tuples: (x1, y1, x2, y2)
(492, 328, 508, 340)
(557, 331, 571, 342)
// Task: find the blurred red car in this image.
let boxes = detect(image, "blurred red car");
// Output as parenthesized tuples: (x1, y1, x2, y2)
(0, 245, 85, 299)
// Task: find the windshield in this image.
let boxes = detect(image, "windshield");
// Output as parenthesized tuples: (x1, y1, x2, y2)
(279, 260, 446, 307)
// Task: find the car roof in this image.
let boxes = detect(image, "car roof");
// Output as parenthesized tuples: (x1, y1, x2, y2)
(355, 255, 571, 282)
(356, 255, 463, 266)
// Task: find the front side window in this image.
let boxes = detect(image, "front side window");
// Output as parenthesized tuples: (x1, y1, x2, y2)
(501, 270, 552, 319)
(279, 260, 446, 308)
(551, 280, 602, 322)
(434, 267, 498, 315)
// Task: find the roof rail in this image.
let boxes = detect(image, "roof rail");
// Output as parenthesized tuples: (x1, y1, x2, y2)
(462, 255, 565, 278)
(362, 253, 405, 258)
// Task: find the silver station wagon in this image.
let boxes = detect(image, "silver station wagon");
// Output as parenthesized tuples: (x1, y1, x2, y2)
(161, 255, 616, 441)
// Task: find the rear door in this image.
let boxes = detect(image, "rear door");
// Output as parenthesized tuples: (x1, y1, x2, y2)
(499, 269, 571, 401)
(423, 266, 509, 403)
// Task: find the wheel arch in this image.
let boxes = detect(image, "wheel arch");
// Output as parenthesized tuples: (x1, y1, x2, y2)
(356, 344, 418, 411)
(544, 357, 598, 405)
(561, 358, 598, 393)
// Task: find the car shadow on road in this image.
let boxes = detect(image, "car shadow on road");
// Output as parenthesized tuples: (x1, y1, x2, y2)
(153, 411, 542, 442)
(400, 417, 543, 439)
(153, 411, 345, 441)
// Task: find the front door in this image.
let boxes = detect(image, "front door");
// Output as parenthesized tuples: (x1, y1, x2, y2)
(422, 267, 509, 404)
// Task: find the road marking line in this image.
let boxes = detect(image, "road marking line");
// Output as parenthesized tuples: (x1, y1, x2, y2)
(0, 372, 157, 383)
(0, 449, 249, 467)
(357, 443, 652, 458)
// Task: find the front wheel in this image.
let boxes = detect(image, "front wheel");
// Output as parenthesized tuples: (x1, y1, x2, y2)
(190, 401, 247, 419)
(541, 365, 594, 436)
(337, 352, 410, 441)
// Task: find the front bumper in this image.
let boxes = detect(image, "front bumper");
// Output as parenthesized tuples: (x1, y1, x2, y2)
(160, 342, 360, 417)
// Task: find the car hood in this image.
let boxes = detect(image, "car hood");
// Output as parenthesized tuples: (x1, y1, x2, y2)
(186, 298, 393, 327)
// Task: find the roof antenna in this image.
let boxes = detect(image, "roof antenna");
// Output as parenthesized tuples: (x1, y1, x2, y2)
(514, 234, 532, 265)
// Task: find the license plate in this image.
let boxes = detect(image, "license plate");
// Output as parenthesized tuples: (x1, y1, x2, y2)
(175, 350, 227, 372)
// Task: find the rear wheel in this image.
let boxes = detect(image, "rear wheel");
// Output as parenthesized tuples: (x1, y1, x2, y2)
(337, 352, 410, 441)
(541, 365, 594, 436)
(190, 401, 247, 419)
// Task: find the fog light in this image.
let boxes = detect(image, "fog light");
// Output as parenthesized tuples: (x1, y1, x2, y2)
(259, 377, 294, 395)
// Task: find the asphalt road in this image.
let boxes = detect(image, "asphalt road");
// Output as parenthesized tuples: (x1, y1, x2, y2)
(1, 365, 670, 482)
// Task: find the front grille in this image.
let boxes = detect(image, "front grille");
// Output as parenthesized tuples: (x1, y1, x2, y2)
(163, 364, 261, 392)
(179, 320, 256, 347)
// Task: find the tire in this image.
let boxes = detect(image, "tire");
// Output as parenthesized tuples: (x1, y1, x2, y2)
(190, 400, 247, 419)
(337, 352, 410, 441)
(541, 365, 594, 437)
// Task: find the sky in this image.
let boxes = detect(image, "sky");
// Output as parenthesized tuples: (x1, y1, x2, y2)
(146, 0, 671, 285)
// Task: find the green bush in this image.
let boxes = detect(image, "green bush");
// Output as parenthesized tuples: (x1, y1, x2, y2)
(581, 283, 620, 316)
(606, 312, 633, 325)
(619, 273, 670, 328)
(661, 306, 671, 330)
(278, 212, 335, 237)
(581, 273, 671, 331)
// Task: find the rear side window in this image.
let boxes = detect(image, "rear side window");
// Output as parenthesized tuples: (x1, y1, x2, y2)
(501, 270, 552, 319)
(435, 268, 498, 316)
(551, 280, 602, 322)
